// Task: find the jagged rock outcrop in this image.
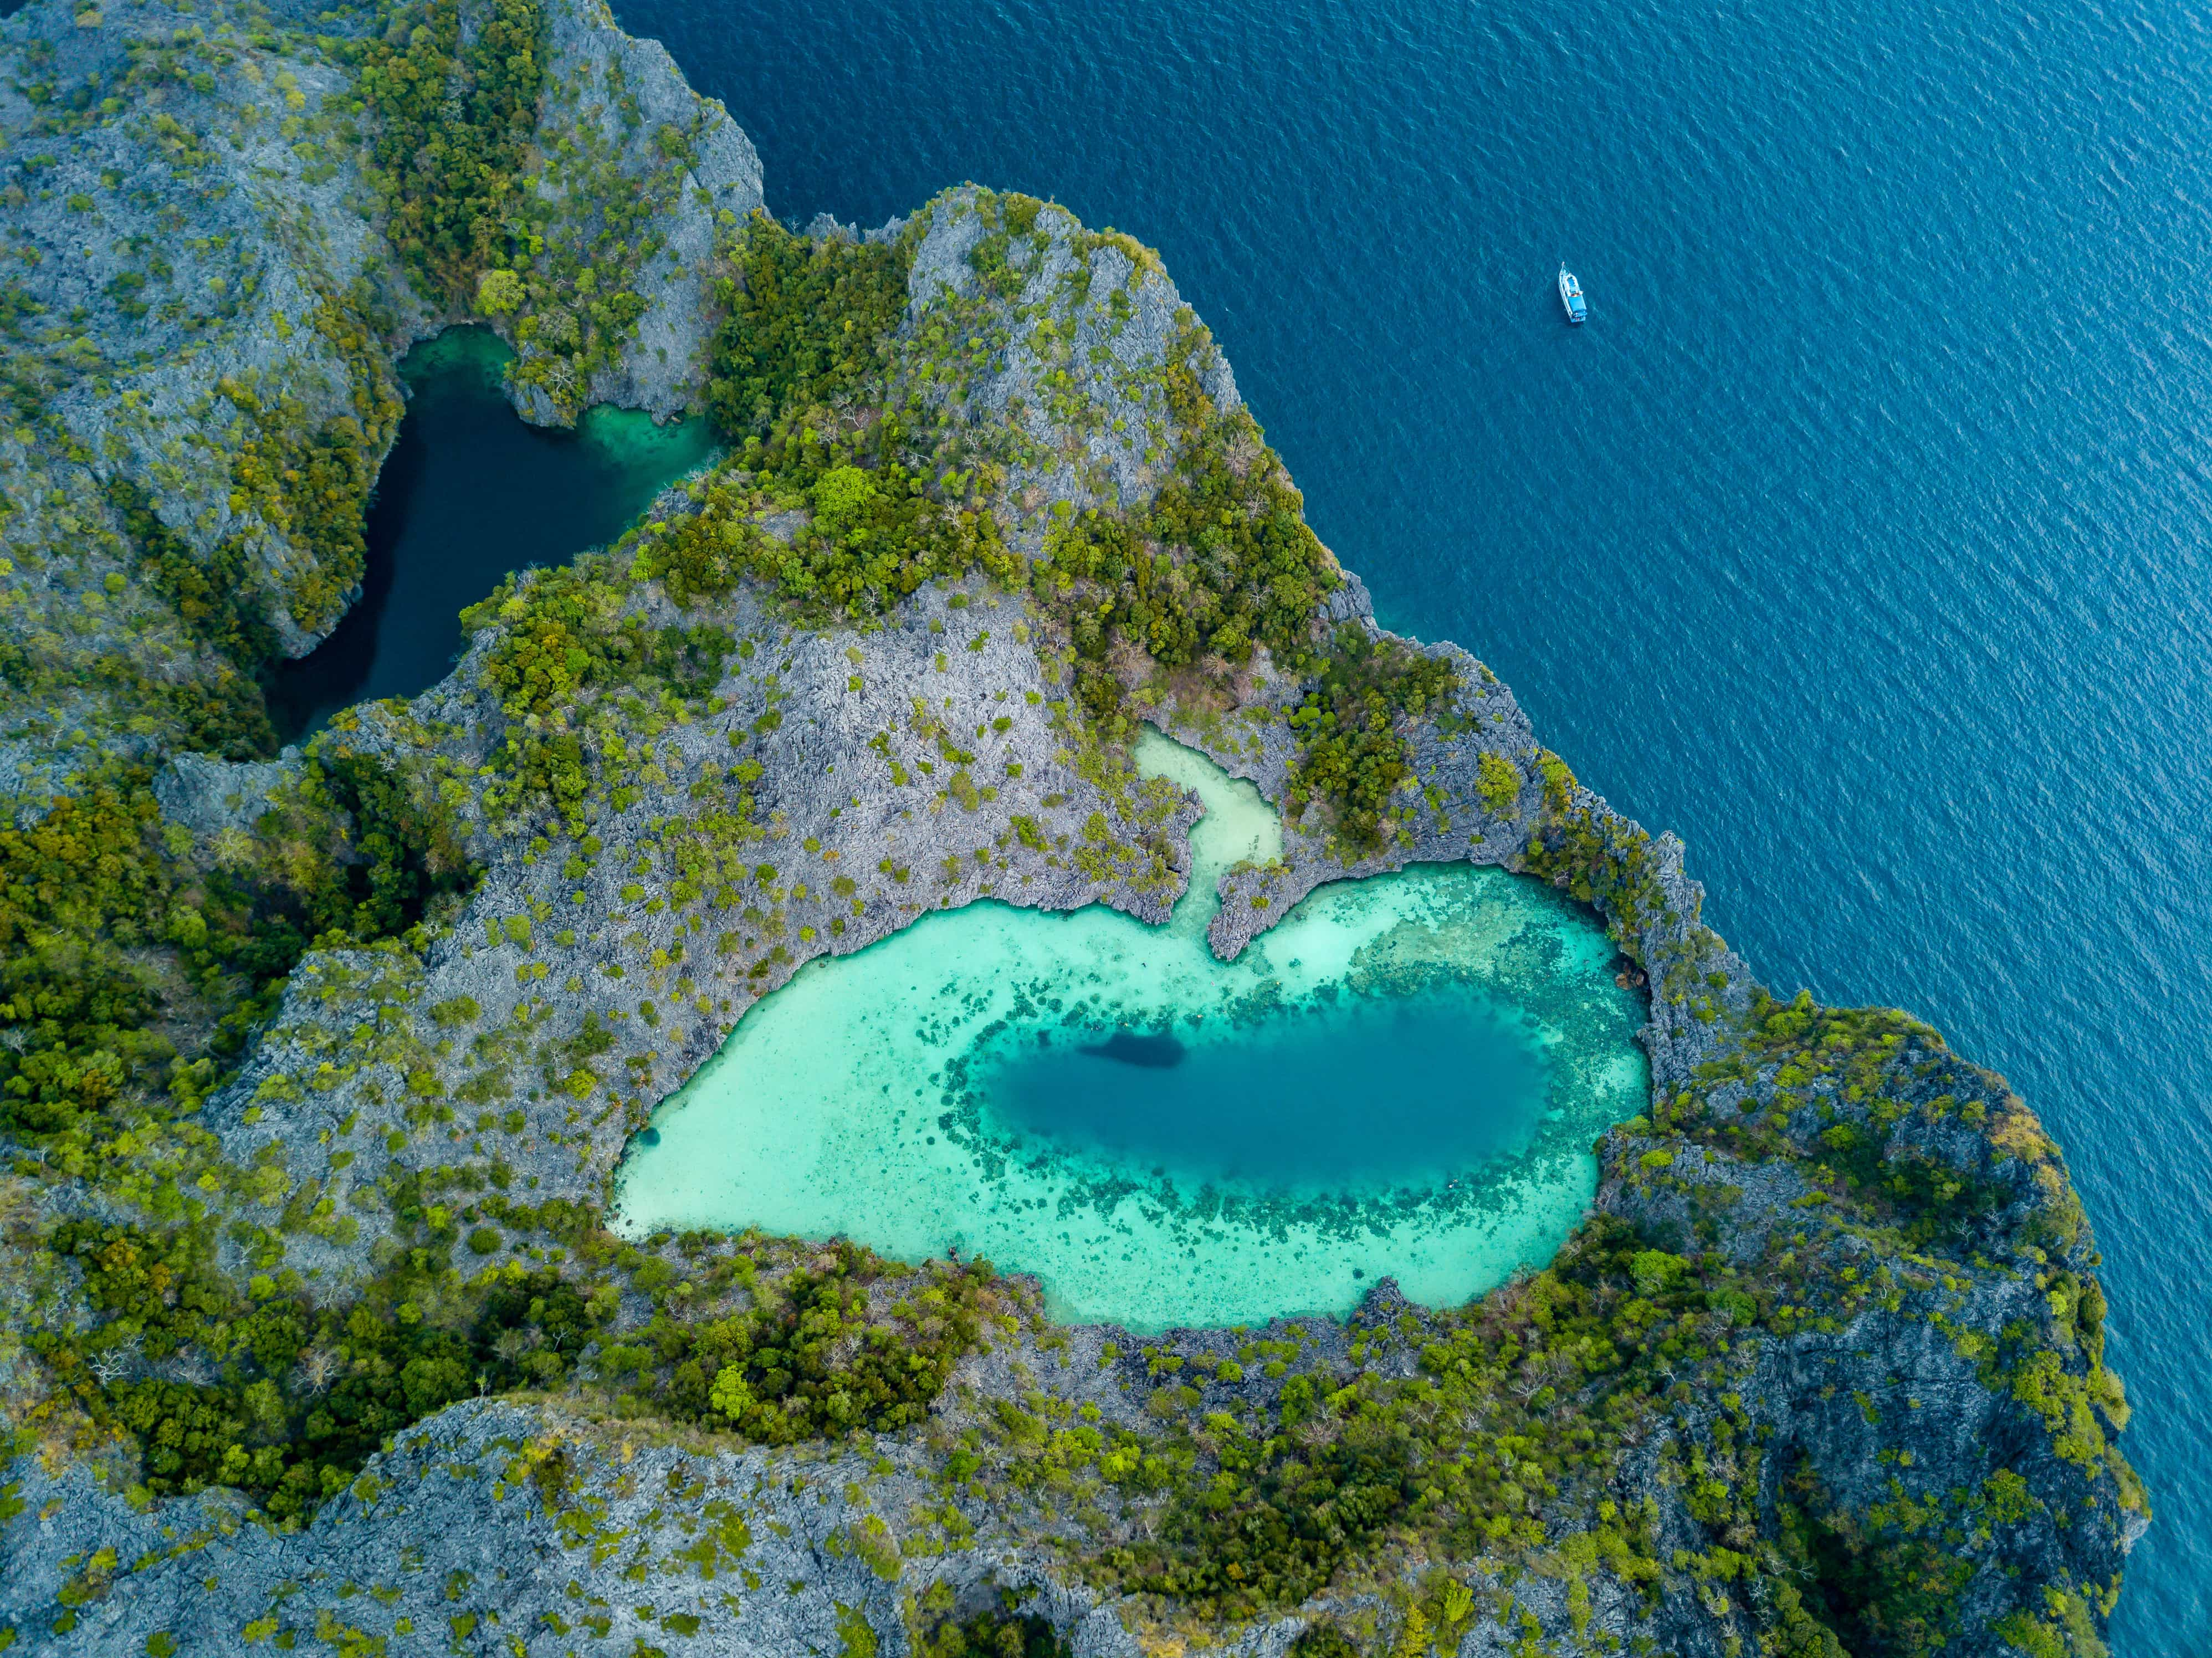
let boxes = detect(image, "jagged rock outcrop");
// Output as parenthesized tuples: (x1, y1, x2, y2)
(502, 0, 762, 423)
(0, 0, 413, 787)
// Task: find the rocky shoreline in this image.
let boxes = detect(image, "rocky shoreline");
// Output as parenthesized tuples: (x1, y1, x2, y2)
(0, 0, 2143, 1651)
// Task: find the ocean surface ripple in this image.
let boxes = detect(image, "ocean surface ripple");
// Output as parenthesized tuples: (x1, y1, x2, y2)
(610, 0, 2212, 1639)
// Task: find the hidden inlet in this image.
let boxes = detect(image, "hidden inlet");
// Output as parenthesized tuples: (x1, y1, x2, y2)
(0, 0, 2143, 1652)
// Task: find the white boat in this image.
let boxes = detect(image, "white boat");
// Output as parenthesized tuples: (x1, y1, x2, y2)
(1559, 263, 1586, 325)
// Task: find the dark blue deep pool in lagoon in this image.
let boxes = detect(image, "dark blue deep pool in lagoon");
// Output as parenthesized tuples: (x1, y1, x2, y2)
(979, 989, 1551, 1191)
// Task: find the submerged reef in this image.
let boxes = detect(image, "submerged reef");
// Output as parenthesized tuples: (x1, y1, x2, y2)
(0, 0, 2143, 1652)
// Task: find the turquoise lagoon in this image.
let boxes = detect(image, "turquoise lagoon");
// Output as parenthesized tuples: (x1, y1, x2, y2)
(615, 735, 1649, 1330)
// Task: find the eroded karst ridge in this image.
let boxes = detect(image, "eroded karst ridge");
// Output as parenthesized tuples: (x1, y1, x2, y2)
(0, 0, 2142, 1651)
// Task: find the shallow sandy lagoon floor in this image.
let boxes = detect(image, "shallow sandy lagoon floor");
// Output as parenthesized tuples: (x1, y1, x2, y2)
(617, 734, 1648, 1329)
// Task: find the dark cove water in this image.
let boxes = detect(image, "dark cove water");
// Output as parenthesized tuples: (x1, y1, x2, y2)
(981, 991, 1551, 1190)
(270, 327, 716, 738)
(604, 0, 2212, 1639)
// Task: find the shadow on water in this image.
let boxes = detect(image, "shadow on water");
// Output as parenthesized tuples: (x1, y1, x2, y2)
(1079, 1032, 1186, 1067)
(268, 327, 719, 741)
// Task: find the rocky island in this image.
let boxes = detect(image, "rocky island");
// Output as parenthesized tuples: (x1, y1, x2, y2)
(0, 0, 2145, 1651)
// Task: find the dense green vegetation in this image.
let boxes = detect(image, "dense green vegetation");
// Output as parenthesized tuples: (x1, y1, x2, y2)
(647, 212, 1023, 621)
(1036, 406, 1451, 848)
(636, 444, 1020, 623)
(1283, 627, 1457, 848)
(0, 753, 470, 1152)
(586, 1239, 993, 1441)
(38, 1217, 583, 1519)
(1287, 1626, 1360, 1658)
(1037, 439, 1328, 700)
(1108, 1391, 1417, 1611)
(109, 480, 280, 759)
(914, 1593, 1072, 1658)
(38, 1209, 997, 1524)
(707, 211, 913, 436)
(352, 0, 547, 303)
(1475, 748, 1522, 815)
(0, 777, 176, 1143)
(240, 749, 479, 951)
(463, 560, 736, 832)
(1780, 1489, 1976, 1658)
(1048, 420, 1337, 672)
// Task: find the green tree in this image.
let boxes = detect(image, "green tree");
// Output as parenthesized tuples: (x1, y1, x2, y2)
(1476, 750, 1521, 815)
(475, 267, 525, 316)
(705, 212, 909, 436)
(813, 463, 878, 523)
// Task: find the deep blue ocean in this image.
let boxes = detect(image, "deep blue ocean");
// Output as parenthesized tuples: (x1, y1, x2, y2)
(600, 0, 2212, 1640)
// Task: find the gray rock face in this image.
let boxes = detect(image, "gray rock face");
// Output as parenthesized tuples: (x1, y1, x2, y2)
(0, 0, 418, 787)
(503, 0, 764, 424)
(906, 188, 1238, 516)
(0, 1399, 1025, 1657)
(151, 753, 295, 850)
